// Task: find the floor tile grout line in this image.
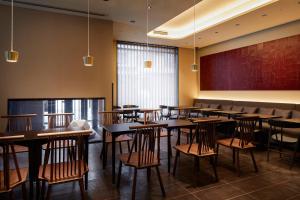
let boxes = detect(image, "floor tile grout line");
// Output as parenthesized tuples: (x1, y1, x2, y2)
(224, 179, 291, 200)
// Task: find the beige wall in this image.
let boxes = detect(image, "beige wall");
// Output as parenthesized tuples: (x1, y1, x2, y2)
(178, 48, 199, 106)
(197, 20, 300, 104)
(0, 5, 114, 130)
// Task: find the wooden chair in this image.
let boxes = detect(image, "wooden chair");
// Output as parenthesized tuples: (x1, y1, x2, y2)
(117, 124, 167, 200)
(38, 132, 89, 200)
(42, 113, 75, 151)
(44, 113, 74, 128)
(0, 141, 28, 199)
(122, 105, 139, 122)
(173, 120, 219, 181)
(99, 111, 132, 160)
(159, 105, 169, 120)
(267, 119, 300, 168)
(1, 114, 36, 153)
(216, 116, 259, 176)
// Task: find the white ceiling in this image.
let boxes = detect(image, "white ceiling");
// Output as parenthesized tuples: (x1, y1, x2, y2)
(1, 0, 300, 48)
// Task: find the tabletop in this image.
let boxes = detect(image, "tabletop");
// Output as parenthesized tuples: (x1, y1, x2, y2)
(101, 122, 141, 133)
(241, 113, 281, 119)
(43, 113, 74, 116)
(154, 119, 195, 128)
(1, 114, 38, 118)
(0, 127, 92, 142)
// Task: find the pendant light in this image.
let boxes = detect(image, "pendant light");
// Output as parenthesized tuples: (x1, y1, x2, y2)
(144, 0, 152, 68)
(191, 0, 198, 72)
(5, 0, 19, 63)
(83, 0, 94, 66)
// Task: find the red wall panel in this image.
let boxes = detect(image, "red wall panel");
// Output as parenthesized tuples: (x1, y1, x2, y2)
(200, 34, 300, 90)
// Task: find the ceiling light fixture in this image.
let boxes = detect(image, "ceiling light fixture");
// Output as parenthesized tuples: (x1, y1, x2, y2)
(5, 0, 19, 63)
(148, 0, 278, 39)
(83, 0, 94, 67)
(191, 0, 198, 72)
(144, 0, 152, 69)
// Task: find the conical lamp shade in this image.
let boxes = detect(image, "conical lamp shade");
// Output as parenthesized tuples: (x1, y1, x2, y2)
(5, 50, 19, 63)
(83, 55, 94, 67)
(191, 63, 198, 72)
(144, 60, 152, 68)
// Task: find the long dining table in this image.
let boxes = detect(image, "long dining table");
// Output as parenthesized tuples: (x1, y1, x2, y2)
(0, 128, 92, 199)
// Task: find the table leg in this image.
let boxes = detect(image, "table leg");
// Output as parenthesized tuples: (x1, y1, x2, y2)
(102, 129, 106, 169)
(167, 129, 172, 173)
(85, 138, 89, 190)
(112, 135, 116, 184)
(28, 142, 42, 200)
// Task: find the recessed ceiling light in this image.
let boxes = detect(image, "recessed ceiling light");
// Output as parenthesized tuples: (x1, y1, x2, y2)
(148, 0, 278, 39)
(103, 0, 109, 2)
(235, 23, 240, 26)
(215, 31, 218, 34)
(130, 20, 136, 23)
(198, 37, 201, 39)
(262, 13, 267, 16)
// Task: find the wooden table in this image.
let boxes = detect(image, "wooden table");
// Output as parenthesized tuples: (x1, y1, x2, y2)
(101, 122, 141, 183)
(214, 110, 245, 119)
(0, 128, 92, 199)
(240, 113, 281, 129)
(154, 120, 196, 173)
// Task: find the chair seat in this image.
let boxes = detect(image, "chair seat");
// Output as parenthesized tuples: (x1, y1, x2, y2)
(42, 140, 76, 150)
(271, 134, 298, 143)
(105, 134, 132, 143)
(217, 138, 255, 149)
(181, 128, 196, 135)
(38, 160, 88, 184)
(0, 145, 28, 154)
(0, 168, 28, 193)
(174, 144, 216, 157)
(119, 152, 160, 168)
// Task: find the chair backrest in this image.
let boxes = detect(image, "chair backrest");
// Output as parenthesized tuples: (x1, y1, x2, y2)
(1, 114, 35, 132)
(40, 132, 88, 182)
(159, 105, 168, 117)
(143, 110, 159, 124)
(188, 121, 217, 155)
(99, 111, 120, 126)
(268, 119, 300, 141)
(233, 116, 258, 147)
(177, 109, 190, 119)
(0, 143, 23, 192)
(128, 124, 167, 167)
(46, 113, 73, 128)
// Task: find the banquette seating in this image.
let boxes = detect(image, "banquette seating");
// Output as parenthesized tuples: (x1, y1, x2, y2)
(193, 99, 300, 137)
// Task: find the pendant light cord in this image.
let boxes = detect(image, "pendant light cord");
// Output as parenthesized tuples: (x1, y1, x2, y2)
(146, 0, 150, 60)
(87, 0, 90, 56)
(193, 0, 196, 64)
(11, 0, 14, 51)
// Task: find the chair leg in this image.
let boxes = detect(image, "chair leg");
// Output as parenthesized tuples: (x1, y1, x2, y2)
(155, 166, 166, 197)
(100, 144, 104, 160)
(210, 156, 219, 182)
(127, 140, 130, 153)
(117, 161, 122, 188)
(173, 150, 180, 176)
(41, 181, 46, 200)
(22, 182, 27, 200)
(216, 144, 219, 164)
(232, 148, 236, 164)
(46, 185, 52, 200)
(250, 150, 258, 172)
(236, 150, 241, 176)
(147, 168, 151, 182)
(131, 168, 138, 200)
(79, 178, 85, 200)
(290, 141, 299, 169)
(119, 142, 123, 154)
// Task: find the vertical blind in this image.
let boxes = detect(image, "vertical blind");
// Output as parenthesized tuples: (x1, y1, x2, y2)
(117, 41, 178, 108)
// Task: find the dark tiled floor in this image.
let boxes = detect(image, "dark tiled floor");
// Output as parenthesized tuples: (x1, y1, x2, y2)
(1, 134, 300, 200)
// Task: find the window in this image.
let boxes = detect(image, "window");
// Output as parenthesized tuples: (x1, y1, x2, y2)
(117, 41, 178, 108)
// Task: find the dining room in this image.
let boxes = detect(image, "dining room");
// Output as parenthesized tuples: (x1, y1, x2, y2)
(0, 0, 300, 200)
